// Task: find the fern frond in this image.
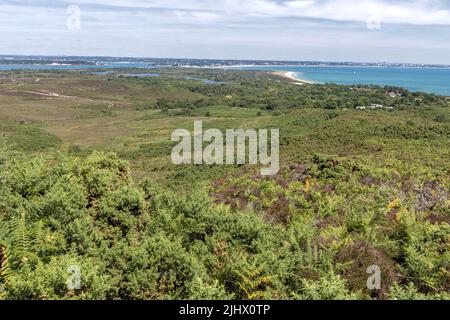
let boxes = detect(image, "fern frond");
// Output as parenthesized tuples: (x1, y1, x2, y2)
(8, 209, 31, 267)
(0, 244, 11, 284)
(234, 262, 272, 300)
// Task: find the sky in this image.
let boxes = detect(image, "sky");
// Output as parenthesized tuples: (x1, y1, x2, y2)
(1, 0, 450, 64)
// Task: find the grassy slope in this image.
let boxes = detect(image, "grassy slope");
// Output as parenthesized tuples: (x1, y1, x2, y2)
(1, 68, 448, 183)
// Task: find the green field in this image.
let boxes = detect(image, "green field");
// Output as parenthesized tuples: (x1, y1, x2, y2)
(0, 68, 449, 300)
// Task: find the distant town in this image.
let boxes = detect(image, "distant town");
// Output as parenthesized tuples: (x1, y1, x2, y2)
(1, 55, 450, 69)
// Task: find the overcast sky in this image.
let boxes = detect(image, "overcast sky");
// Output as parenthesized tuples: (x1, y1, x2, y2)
(1, 0, 450, 64)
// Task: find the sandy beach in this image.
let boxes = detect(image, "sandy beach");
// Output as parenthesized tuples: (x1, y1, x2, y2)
(272, 71, 315, 85)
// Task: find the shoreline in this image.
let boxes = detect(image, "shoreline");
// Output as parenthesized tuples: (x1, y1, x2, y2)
(271, 70, 449, 97)
(272, 71, 316, 85)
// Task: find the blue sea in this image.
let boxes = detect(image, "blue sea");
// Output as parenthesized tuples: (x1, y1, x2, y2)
(238, 66, 450, 96)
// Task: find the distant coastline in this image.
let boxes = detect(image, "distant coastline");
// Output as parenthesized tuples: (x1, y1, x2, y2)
(239, 65, 450, 96)
(1, 55, 449, 95)
(1, 55, 450, 69)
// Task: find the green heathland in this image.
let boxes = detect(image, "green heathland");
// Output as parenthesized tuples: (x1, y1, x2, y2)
(0, 68, 449, 300)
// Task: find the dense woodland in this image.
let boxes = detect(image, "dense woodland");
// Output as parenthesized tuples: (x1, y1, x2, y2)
(0, 68, 449, 300)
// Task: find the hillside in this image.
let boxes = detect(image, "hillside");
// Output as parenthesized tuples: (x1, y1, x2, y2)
(0, 68, 449, 300)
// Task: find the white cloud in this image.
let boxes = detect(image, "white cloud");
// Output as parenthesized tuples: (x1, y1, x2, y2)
(286, 1, 317, 9)
(1, 0, 450, 63)
(173, 10, 221, 24)
(50, 0, 450, 25)
(2, 0, 450, 25)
